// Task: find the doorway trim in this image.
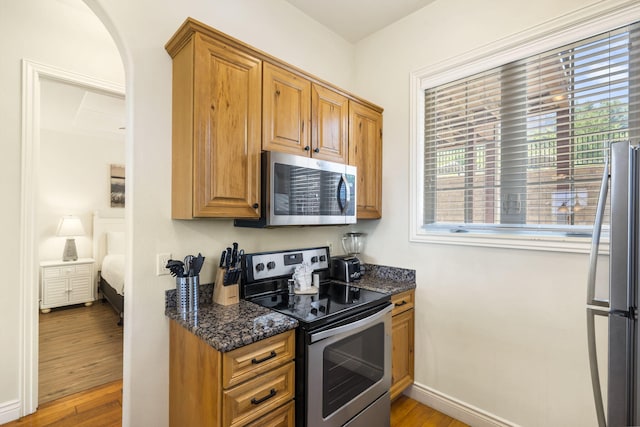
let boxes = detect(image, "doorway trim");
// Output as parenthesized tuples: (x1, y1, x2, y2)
(19, 59, 124, 416)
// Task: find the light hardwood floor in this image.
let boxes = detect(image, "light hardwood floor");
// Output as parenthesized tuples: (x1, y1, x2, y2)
(3, 380, 466, 427)
(391, 395, 469, 427)
(1, 380, 122, 427)
(39, 301, 123, 403)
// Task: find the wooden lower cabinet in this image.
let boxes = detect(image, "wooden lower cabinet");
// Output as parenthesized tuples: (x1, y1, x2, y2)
(246, 401, 294, 427)
(390, 290, 415, 400)
(169, 321, 295, 427)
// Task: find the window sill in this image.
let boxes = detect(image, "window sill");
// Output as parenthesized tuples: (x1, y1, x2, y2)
(410, 229, 609, 254)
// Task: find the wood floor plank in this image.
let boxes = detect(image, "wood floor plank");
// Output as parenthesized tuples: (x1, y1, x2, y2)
(1, 380, 122, 427)
(390, 394, 469, 427)
(38, 302, 123, 403)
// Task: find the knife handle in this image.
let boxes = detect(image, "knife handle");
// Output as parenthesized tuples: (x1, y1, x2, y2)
(219, 251, 226, 268)
(225, 247, 232, 268)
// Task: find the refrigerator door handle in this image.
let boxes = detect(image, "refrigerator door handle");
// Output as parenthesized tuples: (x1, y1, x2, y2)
(587, 306, 609, 427)
(587, 149, 610, 308)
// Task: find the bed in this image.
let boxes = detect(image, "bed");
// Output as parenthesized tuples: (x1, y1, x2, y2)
(92, 212, 125, 325)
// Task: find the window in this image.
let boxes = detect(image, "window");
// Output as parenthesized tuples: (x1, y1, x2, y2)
(416, 20, 640, 249)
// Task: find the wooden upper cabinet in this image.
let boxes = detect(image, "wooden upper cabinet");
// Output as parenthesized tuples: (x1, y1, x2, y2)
(167, 30, 262, 219)
(311, 84, 349, 163)
(263, 63, 311, 156)
(166, 18, 384, 219)
(349, 101, 383, 219)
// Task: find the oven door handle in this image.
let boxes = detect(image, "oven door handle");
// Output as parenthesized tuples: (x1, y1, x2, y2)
(309, 303, 392, 343)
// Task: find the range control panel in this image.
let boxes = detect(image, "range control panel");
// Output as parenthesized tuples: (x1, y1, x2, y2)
(244, 246, 330, 282)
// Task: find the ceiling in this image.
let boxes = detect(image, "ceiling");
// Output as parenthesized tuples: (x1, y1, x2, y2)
(38, 1, 433, 136)
(40, 79, 125, 139)
(284, 0, 436, 43)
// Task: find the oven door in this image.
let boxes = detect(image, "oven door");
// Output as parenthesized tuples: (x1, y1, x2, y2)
(307, 302, 392, 427)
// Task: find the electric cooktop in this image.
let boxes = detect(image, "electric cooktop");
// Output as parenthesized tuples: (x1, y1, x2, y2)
(246, 280, 389, 325)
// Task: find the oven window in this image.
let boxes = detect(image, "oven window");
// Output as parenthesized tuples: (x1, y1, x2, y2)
(322, 323, 385, 417)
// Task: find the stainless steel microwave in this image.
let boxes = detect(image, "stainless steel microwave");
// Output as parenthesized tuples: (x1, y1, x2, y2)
(235, 152, 357, 227)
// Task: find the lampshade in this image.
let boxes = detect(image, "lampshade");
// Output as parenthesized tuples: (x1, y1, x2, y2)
(56, 216, 85, 237)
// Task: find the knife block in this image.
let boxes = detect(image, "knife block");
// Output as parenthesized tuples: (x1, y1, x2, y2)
(213, 268, 239, 306)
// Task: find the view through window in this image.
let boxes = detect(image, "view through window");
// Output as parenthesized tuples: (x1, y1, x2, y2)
(422, 22, 640, 235)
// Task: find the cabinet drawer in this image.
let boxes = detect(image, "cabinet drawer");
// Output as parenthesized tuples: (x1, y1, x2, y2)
(391, 290, 414, 316)
(245, 400, 294, 427)
(222, 330, 295, 388)
(43, 266, 73, 278)
(223, 361, 295, 427)
(74, 264, 92, 275)
(43, 263, 92, 278)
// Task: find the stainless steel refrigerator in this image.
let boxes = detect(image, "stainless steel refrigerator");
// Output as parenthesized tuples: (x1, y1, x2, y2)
(587, 140, 640, 427)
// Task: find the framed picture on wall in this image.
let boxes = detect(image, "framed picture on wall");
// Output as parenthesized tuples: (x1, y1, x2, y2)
(110, 164, 125, 208)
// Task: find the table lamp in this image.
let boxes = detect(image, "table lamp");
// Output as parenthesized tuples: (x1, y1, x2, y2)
(56, 215, 85, 261)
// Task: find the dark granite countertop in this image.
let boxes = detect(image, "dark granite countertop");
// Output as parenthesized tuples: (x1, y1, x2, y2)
(165, 263, 415, 353)
(355, 263, 416, 294)
(165, 284, 297, 353)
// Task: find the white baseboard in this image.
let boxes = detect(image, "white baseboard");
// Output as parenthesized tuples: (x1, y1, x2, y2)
(0, 399, 21, 424)
(404, 382, 519, 427)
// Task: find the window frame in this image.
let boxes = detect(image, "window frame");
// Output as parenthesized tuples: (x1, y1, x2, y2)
(409, 0, 640, 253)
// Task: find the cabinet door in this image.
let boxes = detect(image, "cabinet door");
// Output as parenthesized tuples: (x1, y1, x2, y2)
(263, 63, 311, 156)
(390, 309, 414, 401)
(42, 277, 69, 307)
(173, 34, 262, 219)
(311, 84, 348, 163)
(67, 275, 92, 305)
(349, 101, 383, 219)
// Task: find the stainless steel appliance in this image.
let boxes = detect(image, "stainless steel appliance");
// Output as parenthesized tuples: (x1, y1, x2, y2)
(241, 247, 391, 427)
(587, 141, 640, 426)
(331, 255, 363, 283)
(235, 152, 357, 228)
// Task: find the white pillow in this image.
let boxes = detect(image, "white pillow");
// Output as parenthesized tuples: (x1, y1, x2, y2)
(106, 231, 125, 255)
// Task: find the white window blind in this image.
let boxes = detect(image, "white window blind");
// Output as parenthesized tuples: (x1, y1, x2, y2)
(423, 22, 640, 235)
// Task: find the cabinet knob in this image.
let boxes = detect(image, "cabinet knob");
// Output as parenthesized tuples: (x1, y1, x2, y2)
(314, 148, 320, 153)
(304, 146, 310, 151)
(253, 203, 259, 209)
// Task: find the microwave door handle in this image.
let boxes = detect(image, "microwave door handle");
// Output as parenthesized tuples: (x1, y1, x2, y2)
(337, 174, 350, 213)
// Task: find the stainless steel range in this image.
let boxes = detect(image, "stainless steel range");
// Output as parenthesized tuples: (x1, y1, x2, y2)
(241, 246, 392, 427)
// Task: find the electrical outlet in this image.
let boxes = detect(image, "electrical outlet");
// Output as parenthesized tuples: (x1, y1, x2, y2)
(157, 253, 172, 276)
(326, 241, 333, 254)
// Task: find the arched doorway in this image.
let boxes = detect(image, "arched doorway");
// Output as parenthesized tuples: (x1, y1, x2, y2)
(19, 0, 128, 417)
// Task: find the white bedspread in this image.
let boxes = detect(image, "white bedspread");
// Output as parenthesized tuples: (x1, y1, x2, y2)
(101, 254, 125, 295)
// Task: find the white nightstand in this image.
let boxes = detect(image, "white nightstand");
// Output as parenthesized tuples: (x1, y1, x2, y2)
(40, 258, 95, 313)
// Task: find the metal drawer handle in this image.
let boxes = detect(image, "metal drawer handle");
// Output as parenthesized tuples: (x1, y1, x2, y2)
(251, 388, 277, 405)
(251, 350, 276, 364)
(394, 300, 407, 307)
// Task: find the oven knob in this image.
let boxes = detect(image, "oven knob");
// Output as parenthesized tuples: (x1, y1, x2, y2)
(255, 263, 265, 272)
(311, 307, 318, 315)
(311, 256, 318, 263)
(319, 255, 326, 262)
(267, 261, 276, 270)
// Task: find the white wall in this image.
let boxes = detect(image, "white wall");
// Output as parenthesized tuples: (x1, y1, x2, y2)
(2, 0, 356, 425)
(351, 0, 623, 425)
(38, 127, 125, 262)
(3, 0, 625, 426)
